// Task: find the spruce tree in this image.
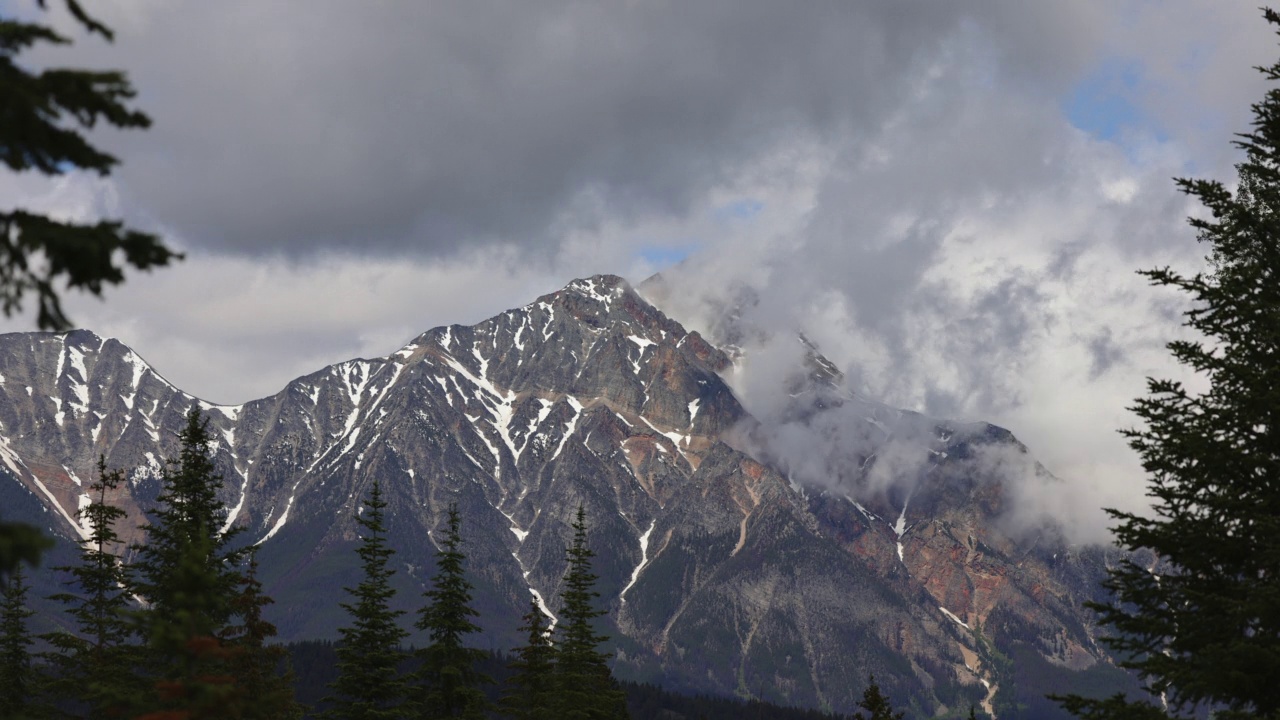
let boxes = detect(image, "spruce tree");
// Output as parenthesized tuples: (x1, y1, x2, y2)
(133, 409, 244, 616)
(0, 0, 180, 331)
(1060, 10, 1280, 719)
(0, 564, 38, 719)
(413, 503, 492, 719)
(42, 457, 144, 718)
(554, 506, 628, 720)
(500, 599, 558, 720)
(852, 676, 904, 720)
(131, 408, 246, 719)
(221, 550, 303, 720)
(324, 480, 409, 720)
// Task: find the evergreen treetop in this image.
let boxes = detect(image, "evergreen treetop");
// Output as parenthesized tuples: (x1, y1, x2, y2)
(852, 675, 904, 720)
(132, 409, 244, 628)
(42, 457, 144, 718)
(500, 598, 558, 720)
(1061, 8, 1280, 720)
(413, 503, 492, 719)
(130, 408, 247, 718)
(555, 505, 628, 720)
(324, 479, 409, 720)
(221, 550, 304, 720)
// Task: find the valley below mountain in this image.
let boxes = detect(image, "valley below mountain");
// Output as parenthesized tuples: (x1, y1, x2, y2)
(0, 274, 1141, 718)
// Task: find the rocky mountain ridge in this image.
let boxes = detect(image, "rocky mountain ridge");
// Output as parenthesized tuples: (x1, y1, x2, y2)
(0, 274, 1136, 718)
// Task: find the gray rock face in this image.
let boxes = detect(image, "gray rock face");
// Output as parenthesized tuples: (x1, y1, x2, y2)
(0, 274, 1130, 717)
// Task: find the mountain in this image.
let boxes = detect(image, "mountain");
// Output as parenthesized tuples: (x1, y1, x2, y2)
(0, 274, 1139, 718)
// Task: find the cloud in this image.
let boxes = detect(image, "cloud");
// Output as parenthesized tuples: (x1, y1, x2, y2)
(6, 2, 1276, 542)
(24, 1, 1171, 259)
(649, 2, 1268, 542)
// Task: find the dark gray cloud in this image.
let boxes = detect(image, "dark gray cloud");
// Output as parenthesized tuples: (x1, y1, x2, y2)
(37, 1, 1114, 257)
(7, 1, 1277, 540)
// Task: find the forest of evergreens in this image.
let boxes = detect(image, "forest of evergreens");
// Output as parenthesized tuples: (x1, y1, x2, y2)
(0, 409, 911, 719)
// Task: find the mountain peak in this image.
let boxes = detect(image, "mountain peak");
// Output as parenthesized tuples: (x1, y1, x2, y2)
(0, 273, 1131, 718)
(560, 273, 630, 302)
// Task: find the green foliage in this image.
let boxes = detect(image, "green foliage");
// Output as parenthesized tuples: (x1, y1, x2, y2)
(554, 506, 628, 720)
(131, 408, 248, 718)
(853, 675, 904, 720)
(500, 599, 557, 720)
(133, 410, 245, 619)
(412, 503, 492, 719)
(1060, 10, 1280, 720)
(41, 457, 145, 718)
(324, 480, 409, 720)
(0, 0, 180, 331)
(221, 551, 304, 720)
(0, 564, 39, 718)
(0, 520, 53, 580)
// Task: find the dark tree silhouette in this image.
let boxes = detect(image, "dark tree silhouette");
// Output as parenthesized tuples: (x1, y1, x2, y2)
(1059, 9, 1280, 720)
(501, 598, 558, 720)
(555, 506, 628, 720)
(324, 480, 409, 720)
(413, 503, 492, 718)
(852, 675, 903, 720)
(131, 408, 247, 718)
(42, 457, 145, 717)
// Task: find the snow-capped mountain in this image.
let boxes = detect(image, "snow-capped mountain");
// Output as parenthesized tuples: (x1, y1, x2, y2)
(0, 275, 1136, 717)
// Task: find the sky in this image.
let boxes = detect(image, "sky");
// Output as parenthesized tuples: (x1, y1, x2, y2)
(3, 1, 1276, 540)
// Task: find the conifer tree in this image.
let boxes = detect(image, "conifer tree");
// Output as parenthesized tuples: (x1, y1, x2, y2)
(133, 409, 244, 617)
(852, 676, 904, 720)
(413, 503, 492, 719)
(42, 457, 144, 718)
(221, 550, 303, 720)
(554, 506, 628, 720)
(501, 598, 558, 720)
(324, 480, 408, 720)
(131, 408, 246, 719)
(0, 564, 38, 719)
(0, 0, 179, 332)
(1059, 10, 1280, 720)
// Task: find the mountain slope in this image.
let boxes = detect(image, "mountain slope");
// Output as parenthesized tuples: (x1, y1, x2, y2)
(0, 274, 1136, 717)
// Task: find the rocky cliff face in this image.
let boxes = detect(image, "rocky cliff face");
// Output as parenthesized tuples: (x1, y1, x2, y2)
(0, 274, 1133, 717)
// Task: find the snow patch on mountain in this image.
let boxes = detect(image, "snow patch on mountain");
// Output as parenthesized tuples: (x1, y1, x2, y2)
(620, 519, 657, 602)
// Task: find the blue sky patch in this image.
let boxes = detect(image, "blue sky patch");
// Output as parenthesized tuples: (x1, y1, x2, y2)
(638, 244, 700, 268)
(714, 198, 764, 221)
(1065, 59, 1152, 142)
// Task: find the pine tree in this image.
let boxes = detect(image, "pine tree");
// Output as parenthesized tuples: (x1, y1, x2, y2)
(324, 480, 409, 720)
(500, 599, 558, 720)
(852, 676, 903, 720)
(42, 457, 144, 718)
(554, 506, 628, 720)
(412, 503, 492, 719)
(133, 409, 244, 617)
(131, 408, 246, 719)
(1060, 10, 1280, 720)
(221, 550, 303, 720)
(0, 0, 180, 332)
(0, 564, 38, 719)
